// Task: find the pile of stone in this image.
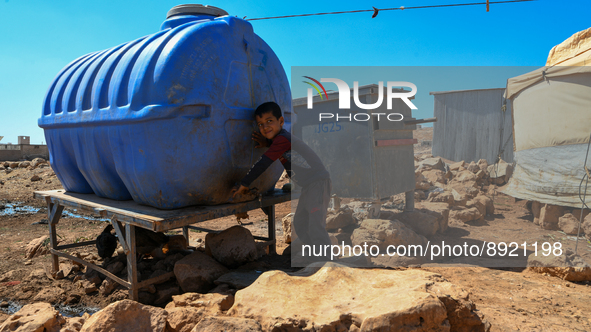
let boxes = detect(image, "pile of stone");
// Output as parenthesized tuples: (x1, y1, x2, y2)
(1, 158, 49, 174)
(32, 226, 265, 307)
(524, 201, 591, 236)
(527, 248, 591, 282)
(0, 265, 490, 332)
(283, 190, 452, 267)
(412, 156, 499, 225)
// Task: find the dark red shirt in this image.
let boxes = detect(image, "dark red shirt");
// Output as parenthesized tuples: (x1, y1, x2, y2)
(240, 129, 329, 188)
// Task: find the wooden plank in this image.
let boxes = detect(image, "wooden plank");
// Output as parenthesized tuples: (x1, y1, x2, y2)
(49, 222, 59, 273)
(49, 203, 64, 225)
(48, 202, 63, 273)
(50, 249, 131, 288)
(110, 216, 129, 255)
(136, 271, 175, 289)
(126, 223, 138, 301)
(56, 240, 96, 250)
(34, 190, 296, 233)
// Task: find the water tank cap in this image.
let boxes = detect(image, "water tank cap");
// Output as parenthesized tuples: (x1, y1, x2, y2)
(166, 4, 228, 19)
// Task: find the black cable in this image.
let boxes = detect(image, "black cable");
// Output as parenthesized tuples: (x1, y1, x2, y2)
(575, 132, 591, 254)
(246, 0, 536, 21)
(577, 133, 591, 211)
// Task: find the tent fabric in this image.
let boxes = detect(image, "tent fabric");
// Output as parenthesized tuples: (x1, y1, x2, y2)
(511, 72, 591, 152)
(505, 27, 591, 100)
(502, 144, 591, 208)
(503, 27, 591, 208)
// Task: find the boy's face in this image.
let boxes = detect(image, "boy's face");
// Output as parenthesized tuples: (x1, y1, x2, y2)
(256, 112, 284, 140)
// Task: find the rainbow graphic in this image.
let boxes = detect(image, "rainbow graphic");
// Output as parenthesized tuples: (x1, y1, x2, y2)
(303, 76, 329, 100)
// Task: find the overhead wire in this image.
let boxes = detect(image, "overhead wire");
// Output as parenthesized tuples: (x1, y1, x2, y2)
(245, 0, 536, 21)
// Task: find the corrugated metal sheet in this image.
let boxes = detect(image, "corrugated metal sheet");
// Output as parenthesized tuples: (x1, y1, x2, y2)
(430, 88, 513, 164)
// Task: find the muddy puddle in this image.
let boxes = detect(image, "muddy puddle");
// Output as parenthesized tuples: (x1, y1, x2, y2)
(0, 299, 99, 317)
(0, 202, 108, 221)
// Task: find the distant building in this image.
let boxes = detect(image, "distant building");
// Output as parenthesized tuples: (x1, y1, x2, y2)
(430, 88, 513, 164)
(0, 136, 49, 161)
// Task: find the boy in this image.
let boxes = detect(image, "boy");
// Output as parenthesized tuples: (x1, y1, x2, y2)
(232, 101, 332, 254)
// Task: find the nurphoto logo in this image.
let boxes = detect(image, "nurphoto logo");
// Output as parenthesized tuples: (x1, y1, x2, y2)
(303, 77, 417, 122)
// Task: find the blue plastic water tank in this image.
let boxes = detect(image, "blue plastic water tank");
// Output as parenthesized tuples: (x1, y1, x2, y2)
(38, 4, 292, 209)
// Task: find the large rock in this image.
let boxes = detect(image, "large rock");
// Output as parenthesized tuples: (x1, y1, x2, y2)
(31, 158, 46, 168)
(453, 170, 478, 183)
(0, 302, 65, 332)
(422, 169, 446, 185)
(164, 292, 234, 331)
(558, 213, 580, 235)
(24, 236, 49, 259)
(449, 188, 467, 206)
(583, 214, 591, 235)
(165, 292, 234, 313)
(325, 208, 354, 230)
(418, 157, 445, 171)
(416, 202, 450, 234)
(487, 161, 513, 182)
(428, 191, 454, 205)
(204, 226, 257, 268)
(468, 195, 494, 217)
(449, 161, 465, 171)
(174, 251, 229, 293)
(99, 278, 120, 296)
(527, 250, 591, 282)
(18, 161, 30, 168)
(447, 181, 479, 199)
(9, 162, 19, 169)
(59, 313, 89, 332)
(529, 201, 542, 225)
(539, 204, 565, 230)
(389, 211, 442, 238)
(191, 316, 262, 332)
(449, 207, 482, 223)
(477, 159, 488, 171)
(80, 300, 167, 332)
(414, 190, 426, 201)
(466, 161, 479, 173)
(166, 307, 204, 332)
(228, 264, 487, 331)
(351, 219, 428, 250)
(415, 173, 432, 191)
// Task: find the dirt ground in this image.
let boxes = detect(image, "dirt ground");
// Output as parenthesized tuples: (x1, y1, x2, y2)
(1, 128, 591, 331)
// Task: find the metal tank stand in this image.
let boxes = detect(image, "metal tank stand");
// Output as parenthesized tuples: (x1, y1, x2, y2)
(34, 189, 295, 301)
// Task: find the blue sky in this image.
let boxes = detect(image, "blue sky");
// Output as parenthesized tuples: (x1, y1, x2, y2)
(0, 0, 589, 144)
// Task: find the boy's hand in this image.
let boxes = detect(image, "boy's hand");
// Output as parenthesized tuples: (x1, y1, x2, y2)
(231, 185, 250, 198)
(252, 131, 270, 148)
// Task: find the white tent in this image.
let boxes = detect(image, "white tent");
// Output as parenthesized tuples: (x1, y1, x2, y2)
(502, 27, 591, 208)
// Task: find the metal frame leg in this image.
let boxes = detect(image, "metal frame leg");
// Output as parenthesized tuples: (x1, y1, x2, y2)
(263, 206, 276, 255)
(182, 226, 189, 245)
(405, 190, 415, 211)
(47, 199, 64, 273)
(125, 223, 138, 301)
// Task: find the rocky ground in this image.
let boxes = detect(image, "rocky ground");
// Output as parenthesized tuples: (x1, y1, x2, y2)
(0, 128, 591, 331)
